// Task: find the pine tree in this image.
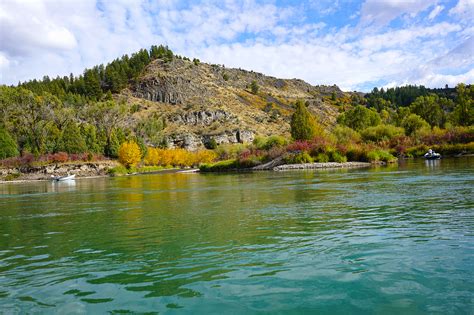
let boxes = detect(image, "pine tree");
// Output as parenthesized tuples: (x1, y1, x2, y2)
(59, 122, 87, 153)
(290, 100, 319, 140)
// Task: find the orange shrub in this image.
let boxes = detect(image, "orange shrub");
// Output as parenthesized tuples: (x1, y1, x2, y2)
(118, 141, 142, 168)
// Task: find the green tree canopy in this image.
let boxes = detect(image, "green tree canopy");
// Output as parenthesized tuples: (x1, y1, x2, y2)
(450, 83, 474, 126)
(337, 105, 381, 131)
(401, 114, 430, 136)
(409, 94, 445, 127)
(0, 128, 19, 159)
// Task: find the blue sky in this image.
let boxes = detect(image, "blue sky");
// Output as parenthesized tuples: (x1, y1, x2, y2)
(0, 0, 472, 91)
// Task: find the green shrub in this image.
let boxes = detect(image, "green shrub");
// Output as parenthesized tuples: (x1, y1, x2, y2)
(4, 173, 21, 181)
(366, 149, 397, 162)
(329, 151, 347, 163)
(346, 147, 364, 161)
(250, 80, 259, 94)
(205, 138, 218, 150)
(366, 150, 380, 162)
(107, 165, 132, 176)
(253, 135, 288, 150)
(284, 152, 313, 164)
(378, 150, 397, 162)
(264, 135, 288, 149)
(199, 159, 240, 172)
(361, 125, 404, 142)
(215, 144, 246, 160)
(332, 125, 361, 144)
(406, 145, 428, 157)
(432, 142, 474, 155)
(314, 153, 329, 162)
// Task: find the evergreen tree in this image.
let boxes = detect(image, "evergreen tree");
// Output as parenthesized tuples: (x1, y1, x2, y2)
(59, 122, 87, 153)
(290, 100, 319, 140)
(0, 128, 19, 159)
(84, 69, 102, 100)
(81, 124, 102, 153)
(250, 80, 259, 94)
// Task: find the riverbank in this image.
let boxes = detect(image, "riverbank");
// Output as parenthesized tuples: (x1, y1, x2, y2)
(0, 161, 118, 183)
(0, 162, 199, 184)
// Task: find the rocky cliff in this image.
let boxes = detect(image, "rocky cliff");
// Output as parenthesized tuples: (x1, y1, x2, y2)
(122, 58, 344, 150)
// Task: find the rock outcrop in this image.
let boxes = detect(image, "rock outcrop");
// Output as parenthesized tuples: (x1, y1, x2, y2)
(166, 129, 255, 150)
(170, 110, 234, 126)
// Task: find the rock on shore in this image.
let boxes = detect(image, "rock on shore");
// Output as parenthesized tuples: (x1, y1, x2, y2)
(273, 162, 372, 171)
(0, 161, 118, 182)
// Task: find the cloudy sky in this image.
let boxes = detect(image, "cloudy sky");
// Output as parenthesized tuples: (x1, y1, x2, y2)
(0, 0, 473, 91)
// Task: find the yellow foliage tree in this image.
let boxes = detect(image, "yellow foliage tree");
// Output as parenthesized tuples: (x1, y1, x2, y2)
(144, 147, 217, 168)
(118, 141, 142, 168)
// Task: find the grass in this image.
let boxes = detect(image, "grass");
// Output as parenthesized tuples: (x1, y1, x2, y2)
(108, 165, 175, 176)
(3, 173, 21, 181)
(199, 159, 244, 172)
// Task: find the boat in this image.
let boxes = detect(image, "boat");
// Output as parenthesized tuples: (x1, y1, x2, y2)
(424, 149, 441, 160)
(51, 174, 76, 181)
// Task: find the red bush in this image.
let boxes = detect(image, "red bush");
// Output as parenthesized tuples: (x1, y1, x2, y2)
(51, 152, 69, 163)
(286, 140, 313, 152)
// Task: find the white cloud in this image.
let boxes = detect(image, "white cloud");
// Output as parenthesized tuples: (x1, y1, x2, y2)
(428, 5, 444, 20)
(0, 0, 471, 91)
(356, 22, 461, 52)
(360, 0, 437, 26)
(0, 52, 10, 81)
(0, 0, 77, 56)
(449, 0, 474, 19)
(400, 67, 474, 88)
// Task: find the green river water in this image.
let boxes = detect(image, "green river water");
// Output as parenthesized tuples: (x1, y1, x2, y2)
(0, 157, 473, 314)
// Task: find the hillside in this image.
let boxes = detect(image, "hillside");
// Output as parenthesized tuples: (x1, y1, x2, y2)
(3, 45, 471, 163)
(122, 57, 342, 149)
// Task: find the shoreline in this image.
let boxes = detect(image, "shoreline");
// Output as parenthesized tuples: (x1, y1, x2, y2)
(2, 155, 472, 184)
(273, 161, 372, 171)
(0, 168, 198, 185)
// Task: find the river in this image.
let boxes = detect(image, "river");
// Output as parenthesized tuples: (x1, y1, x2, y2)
(1, 157, 473, 314)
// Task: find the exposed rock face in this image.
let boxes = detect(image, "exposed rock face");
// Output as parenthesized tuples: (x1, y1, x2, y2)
(170, 110, 234, 126)
(167, 129, 255, 150)
(237, 130, 254, 143)
(166, 134, 202, 151)
(133, 77, 184, 104)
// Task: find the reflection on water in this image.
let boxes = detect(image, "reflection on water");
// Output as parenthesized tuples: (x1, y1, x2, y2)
(0, 157, 473, 314)
(425, 159, 441, 169)
(50, 180, 77, 193)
